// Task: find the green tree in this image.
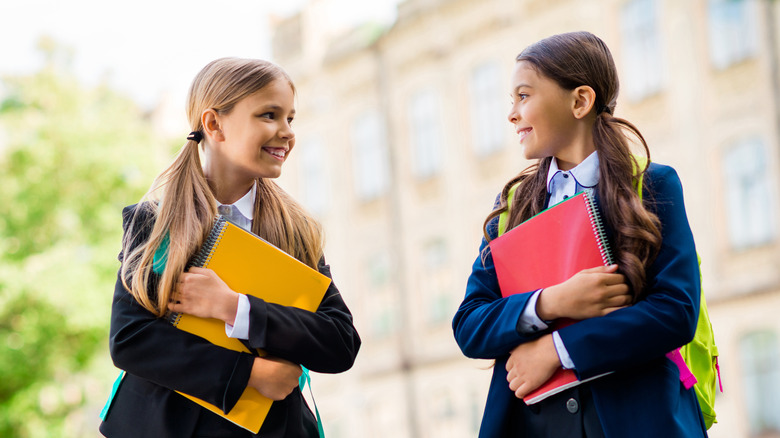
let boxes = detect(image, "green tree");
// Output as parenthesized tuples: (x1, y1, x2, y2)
(0, 38, 171, 437)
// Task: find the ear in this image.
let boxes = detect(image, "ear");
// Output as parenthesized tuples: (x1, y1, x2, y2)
(201, 109, 225, 142)
(571, 85, 597, 120)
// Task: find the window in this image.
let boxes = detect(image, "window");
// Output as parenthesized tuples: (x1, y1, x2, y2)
(298, 138, 329, 215)
(352, 110, 390, 200)
(740, 331, 780, 435)
(723, 138, 776, 249)
(365, 254, 398, 338)
(420, 239, 454, 325)
(408, 88, 443, 178)
(708, 0, 758, 69)
(426, 388, 458, 436)
(620, 0, 664, 101)
(469, 61, 506, 156)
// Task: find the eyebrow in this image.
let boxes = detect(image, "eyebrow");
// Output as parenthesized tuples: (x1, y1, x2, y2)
(513, 83, 533, 93)
(259, 104, 295, 115)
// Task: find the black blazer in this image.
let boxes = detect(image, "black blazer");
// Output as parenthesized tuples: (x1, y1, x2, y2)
(100, 204, 361, 438)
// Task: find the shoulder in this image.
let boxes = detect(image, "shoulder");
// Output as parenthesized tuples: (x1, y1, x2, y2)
(643, 162, 684, 200)
(120, 203, 158, 253)
(641, 162, 691, 226)
(645, 162, 679, 179)
(122, 202, 157, 229)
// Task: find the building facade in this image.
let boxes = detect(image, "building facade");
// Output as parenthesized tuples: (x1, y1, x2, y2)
(271, 0, 780, 436)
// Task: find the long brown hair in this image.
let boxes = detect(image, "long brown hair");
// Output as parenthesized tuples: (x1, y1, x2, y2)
(484, 32, 662, 301)
(121, 58, 324, 317)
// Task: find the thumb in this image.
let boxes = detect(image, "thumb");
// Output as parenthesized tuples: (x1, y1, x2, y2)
(581, 264, 618, 274)
(188, 266, 214, 277)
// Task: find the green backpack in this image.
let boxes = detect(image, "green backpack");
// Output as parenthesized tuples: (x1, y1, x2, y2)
(496, 157, 721, 428)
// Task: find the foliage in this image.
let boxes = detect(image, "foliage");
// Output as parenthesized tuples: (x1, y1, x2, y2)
(0, 40, 170, 437)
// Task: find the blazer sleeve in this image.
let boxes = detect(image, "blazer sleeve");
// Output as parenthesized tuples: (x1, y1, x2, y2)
(559, 164, 701, 380)
(108, 205, 254, 414)
(243, 259, 361, 374)
(452, 208, 543, 360)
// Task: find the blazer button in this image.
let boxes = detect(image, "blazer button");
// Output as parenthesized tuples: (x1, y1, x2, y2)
(566, 398, 579, 414)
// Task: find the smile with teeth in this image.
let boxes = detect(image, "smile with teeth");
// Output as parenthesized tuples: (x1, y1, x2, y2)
(517, 127, 532, 143)
(263, 147, 287, 160)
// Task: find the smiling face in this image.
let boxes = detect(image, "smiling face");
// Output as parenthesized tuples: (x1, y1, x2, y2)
(507, 61, 582, 163)
(204, 78, 296, 196)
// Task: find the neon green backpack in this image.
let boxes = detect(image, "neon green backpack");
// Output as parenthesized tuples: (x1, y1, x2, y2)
(496, 157, 721, 428)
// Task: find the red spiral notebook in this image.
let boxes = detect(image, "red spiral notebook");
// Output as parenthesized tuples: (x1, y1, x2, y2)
(489, 190, 613, 404)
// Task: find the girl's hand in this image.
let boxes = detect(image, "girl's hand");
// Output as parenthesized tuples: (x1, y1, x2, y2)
(536, 264, 631, 321)
(506, 334, 560, 399)
(167, 267, 239, 324)
(248, 356, 302, 401)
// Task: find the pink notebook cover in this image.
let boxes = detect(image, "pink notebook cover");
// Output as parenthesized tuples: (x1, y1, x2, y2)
(490, 191, 609, 296)
(489, 191, 612, 404)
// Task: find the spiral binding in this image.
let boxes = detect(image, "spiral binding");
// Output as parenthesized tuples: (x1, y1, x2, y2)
(167, 215, 228, 328)
(583, 190, 614, 266)
(189, 215, 229, 268)
(166, 312, 182, 327)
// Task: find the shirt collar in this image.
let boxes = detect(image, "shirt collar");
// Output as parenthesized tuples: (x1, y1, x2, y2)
(219, 182, 256, 221)
(546, 151, 600, 192)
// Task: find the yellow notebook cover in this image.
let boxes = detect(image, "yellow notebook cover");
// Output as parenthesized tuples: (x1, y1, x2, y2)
(169, 216, 331, 433)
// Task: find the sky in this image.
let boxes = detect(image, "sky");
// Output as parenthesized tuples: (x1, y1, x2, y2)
(0, 0, 399, 110)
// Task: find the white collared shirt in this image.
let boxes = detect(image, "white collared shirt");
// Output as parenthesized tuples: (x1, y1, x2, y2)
(219, 183, 256, 340)
(517, 152, 600, 369)
(546, 150, 600, 207)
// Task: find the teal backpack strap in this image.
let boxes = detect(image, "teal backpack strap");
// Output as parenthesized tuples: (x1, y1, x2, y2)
(299, 366, 325, 438)
(99, 370, 125, 421)
(152, 232, 170, 274)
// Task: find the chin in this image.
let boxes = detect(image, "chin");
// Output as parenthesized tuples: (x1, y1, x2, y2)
(263, 169, 283, 179)
(522, 147, 540, 161)
(522, 146, 552, 162)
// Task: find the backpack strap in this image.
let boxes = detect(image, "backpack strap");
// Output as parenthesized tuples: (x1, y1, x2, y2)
(632, 155, 648, 202)
(299, 366, 325, 438)
(497, 182, 522, 237)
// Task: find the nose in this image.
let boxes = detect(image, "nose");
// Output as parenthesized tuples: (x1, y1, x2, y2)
(279, 121, 295, 140)
(507, 104, 519, 124)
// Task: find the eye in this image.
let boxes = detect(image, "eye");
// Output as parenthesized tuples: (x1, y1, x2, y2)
(518, 93, 529, 101)
(287, 117, 294, 126)
(258, 112, 274, 119)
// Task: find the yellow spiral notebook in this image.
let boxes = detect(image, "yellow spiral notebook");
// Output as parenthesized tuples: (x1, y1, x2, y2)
(168, 216, 331, 433)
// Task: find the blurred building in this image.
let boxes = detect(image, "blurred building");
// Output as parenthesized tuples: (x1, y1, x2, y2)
(271, 0, 780, 437)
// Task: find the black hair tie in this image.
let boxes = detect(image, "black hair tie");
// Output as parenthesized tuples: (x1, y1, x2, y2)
(187, 131, 203, 143)
(598, 105, 612, 115)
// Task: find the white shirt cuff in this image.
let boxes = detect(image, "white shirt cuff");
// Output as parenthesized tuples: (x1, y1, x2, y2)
(517, 289, 549, 333)
(552, 331, 575, 370)
(225, 294, 250, 340)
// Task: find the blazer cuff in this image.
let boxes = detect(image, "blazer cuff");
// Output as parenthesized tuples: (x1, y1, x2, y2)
(222, 353, 255, 414)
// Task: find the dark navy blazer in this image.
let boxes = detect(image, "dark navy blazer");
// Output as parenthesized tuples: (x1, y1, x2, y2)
(453, 163, 708, 437)
(100, 204, 361, 438)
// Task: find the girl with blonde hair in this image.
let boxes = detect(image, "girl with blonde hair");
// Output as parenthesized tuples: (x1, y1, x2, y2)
(100, 57, 361, 438)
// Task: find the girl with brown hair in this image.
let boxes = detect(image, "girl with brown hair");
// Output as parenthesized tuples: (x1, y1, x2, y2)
(100, 58, 360, 438)
(453, 32, 707, 437)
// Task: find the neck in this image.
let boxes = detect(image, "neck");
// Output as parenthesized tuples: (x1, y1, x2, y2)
(205, 171, 255, 205)
(202, 149, 256, 204)
(554, 119, 596, 171)
(555, 146, 596, 171)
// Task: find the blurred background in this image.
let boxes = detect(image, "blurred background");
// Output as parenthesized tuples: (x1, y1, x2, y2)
(1, 0, 778, 437)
